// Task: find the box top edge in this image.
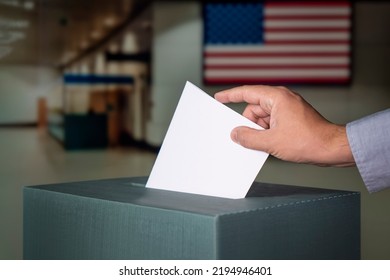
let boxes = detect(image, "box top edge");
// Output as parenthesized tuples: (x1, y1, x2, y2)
(24, 176, 360, 216)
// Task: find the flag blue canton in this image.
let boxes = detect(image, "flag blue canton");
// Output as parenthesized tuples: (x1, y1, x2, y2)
(204, 3, 264, 44)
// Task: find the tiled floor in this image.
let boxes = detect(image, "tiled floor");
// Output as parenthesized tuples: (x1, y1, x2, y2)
(1, 127, 389, 259)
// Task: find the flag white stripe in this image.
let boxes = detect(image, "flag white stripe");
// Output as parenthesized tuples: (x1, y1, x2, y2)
(265, 7, 351, 16)
(265, 32, 350, 40)
(205, 57, 349, 65)
(265, 19, 350, 28)
(205, 44, 350, 53)
(205, 69, 350, 78)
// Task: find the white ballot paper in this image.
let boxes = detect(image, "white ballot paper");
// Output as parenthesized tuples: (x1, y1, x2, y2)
(146, 81, 269, 199)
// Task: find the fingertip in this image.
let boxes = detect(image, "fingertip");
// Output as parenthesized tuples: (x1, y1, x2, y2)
(214, 91, 226, 103)
(231, 126, 249, 146)
(230, 127, 239, 143)
(230, 126, 270, 152)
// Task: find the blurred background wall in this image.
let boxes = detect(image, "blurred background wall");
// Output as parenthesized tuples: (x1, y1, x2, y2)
(0, 66, 61, 125)
(0, 0, 389, 259)
(149, 1, 390, 142)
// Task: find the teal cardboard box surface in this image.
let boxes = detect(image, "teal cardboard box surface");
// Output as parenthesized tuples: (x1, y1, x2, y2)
(23, 177, 360, 259)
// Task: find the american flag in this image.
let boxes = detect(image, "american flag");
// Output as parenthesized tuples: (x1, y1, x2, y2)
(203, 1, 352, 85)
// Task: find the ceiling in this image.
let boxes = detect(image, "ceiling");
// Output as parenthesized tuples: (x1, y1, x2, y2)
(0, 0, 151, 68)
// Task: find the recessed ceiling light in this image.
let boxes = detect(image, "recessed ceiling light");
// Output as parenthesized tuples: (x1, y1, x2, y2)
(0, 16, 29, 28)
(104, 17, 117, 28)
(23, 1, 34, 10)
(0, 30, 25, 44)
(0, 0, 35, 10)
(91, 30, 102, 39)
(80, 40, 89, 49)
(0, 0, 18, 7)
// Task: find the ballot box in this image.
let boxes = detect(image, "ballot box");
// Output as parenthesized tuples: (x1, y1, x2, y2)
(23, 177, 360, 260)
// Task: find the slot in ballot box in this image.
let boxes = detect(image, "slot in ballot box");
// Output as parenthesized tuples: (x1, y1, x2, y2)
(23, 177, 360, 259)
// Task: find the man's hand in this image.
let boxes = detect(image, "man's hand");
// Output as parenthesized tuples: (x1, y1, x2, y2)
(214, 85, 355, 167)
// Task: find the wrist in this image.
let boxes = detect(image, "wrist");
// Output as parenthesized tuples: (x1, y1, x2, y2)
(327, 124, 355, 167)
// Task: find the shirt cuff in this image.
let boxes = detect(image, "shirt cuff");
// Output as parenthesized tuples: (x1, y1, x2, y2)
(346, 109, 390, 193)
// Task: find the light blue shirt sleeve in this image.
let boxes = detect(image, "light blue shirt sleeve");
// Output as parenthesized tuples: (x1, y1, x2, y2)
(346, 109, 390, 193)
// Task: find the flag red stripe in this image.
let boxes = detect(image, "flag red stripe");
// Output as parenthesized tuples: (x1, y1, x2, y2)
(204, 52, 349, 58)
(265, 15, 350, 20)
(263, 42, 350, 46)
(265, 28, 350, 32)
(265, 39, 350, 44)
(205, 77, 350, 84)
(265, 2, 351, 8)
(205, 65, 349, 70)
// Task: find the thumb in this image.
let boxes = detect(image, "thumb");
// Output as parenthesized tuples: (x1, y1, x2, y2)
(231, 126, 272, 152)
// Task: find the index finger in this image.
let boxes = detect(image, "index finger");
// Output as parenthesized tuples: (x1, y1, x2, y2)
(214, 85, 276, 105)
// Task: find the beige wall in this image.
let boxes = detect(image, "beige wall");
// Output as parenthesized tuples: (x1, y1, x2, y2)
(0, 66, 61, 124)
(149, 1, 390, 259)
